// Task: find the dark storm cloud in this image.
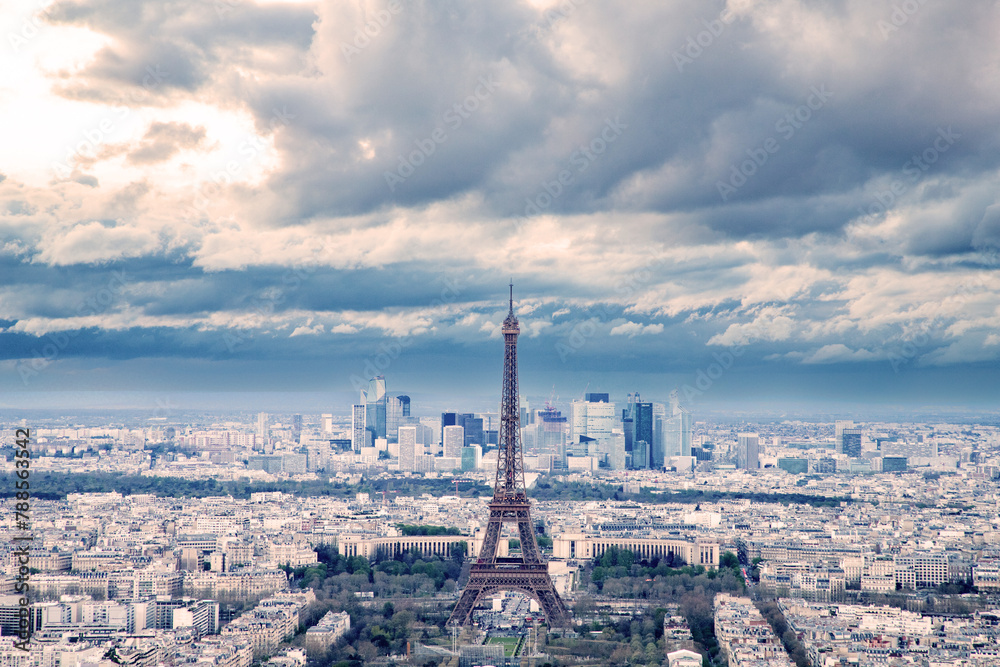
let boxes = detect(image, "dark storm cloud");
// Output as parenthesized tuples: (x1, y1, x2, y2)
(179, 0, 1000, 259)
(5, 0, 1000, 403)
(40, 0, 1000, 244)
(45, 0, 316, 101)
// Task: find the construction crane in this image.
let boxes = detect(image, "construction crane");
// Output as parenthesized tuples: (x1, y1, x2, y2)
(453, 479, 473, 496)
(377, 490, 398, 506)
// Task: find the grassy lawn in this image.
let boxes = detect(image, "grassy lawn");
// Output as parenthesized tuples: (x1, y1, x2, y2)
(487, 636, 522, 657)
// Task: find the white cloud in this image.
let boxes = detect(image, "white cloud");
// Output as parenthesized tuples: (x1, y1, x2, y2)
(289, 324, 324, 337)
(707, 307, 797, 347)
(801, 344, 878, 365)
(34, 220, 162, 265)
(609, 321, 664, 337)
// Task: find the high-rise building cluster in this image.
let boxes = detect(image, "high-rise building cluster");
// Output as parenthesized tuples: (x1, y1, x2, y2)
(352, 376, 425, 455)
(343, 375, 698, 473)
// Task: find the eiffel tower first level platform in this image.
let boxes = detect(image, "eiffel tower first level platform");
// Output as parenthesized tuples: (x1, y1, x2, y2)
(447, 284, 570, 627)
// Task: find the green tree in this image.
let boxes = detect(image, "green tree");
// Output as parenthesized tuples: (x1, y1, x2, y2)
(720, 551, 739, 570)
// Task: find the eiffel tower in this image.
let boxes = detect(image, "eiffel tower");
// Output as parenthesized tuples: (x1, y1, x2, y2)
(448, 284, 570, 627)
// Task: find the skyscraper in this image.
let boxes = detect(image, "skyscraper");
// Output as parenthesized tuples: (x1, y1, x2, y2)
(571, 400, 587, 441)
(351, 404, 368, 451)
(457, 413, 484, 447)
(386, 394, 407, 443)
(622, 413, 633, 453)
(634, 402, 653, 446)
(443, 425, 465, 459)
(365, 376, 387, 443)
(632, 440, 650, 469)
(571, 395, 616, 442)
(630, 401, 653, 469)
(461, 445, 481, 472)
(835, 420, 855, 455)
(841, 428, 862, 458)
(398, 426, 417, 471)
(538, 406, 567, 468)
(256, 412, 269, 449)
(659, 397, 692, 465)
(520, 400, 533, 426)
(606, 431, 626, 470)
(418, 416, 442, 448)
(737, 433, 759, 470)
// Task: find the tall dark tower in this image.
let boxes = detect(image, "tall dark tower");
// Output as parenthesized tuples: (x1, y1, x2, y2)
(448, 284, 570, 627)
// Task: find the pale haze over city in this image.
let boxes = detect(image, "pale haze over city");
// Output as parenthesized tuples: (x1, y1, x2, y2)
(2, 1, 1000, 666)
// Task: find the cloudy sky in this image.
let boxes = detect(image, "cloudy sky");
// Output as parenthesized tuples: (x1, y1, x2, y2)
(2, 0, 1000, 413)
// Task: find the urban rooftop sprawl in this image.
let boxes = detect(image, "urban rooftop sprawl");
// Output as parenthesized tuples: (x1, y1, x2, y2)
(4, 395, 1000, 666)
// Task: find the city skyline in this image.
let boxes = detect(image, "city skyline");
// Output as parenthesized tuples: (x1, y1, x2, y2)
(3, 1, 1000, 410)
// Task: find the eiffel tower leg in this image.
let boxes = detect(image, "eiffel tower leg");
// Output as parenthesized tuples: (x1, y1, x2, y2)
(532, 583, 570, 626)
(478, 511, 503, 563)
(516, 515, 540, 564)
(448, 575, 485, 626)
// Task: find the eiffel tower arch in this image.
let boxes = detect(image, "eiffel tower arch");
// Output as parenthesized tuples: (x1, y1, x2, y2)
(448, 284, 570, 627)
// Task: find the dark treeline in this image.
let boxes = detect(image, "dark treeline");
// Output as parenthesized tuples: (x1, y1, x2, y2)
(0, 472, 493, 501)
(533, 478, 849, 508)
(2, 472, 848, 508)
(396, 524, 462, 536)
(756, 598, 811, 667)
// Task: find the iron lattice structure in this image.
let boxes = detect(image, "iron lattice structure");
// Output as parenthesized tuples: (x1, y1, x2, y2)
(447, 285, 570, 627)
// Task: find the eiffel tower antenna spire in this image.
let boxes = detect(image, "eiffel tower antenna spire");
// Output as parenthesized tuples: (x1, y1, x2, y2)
(448, 285, 570, 628)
